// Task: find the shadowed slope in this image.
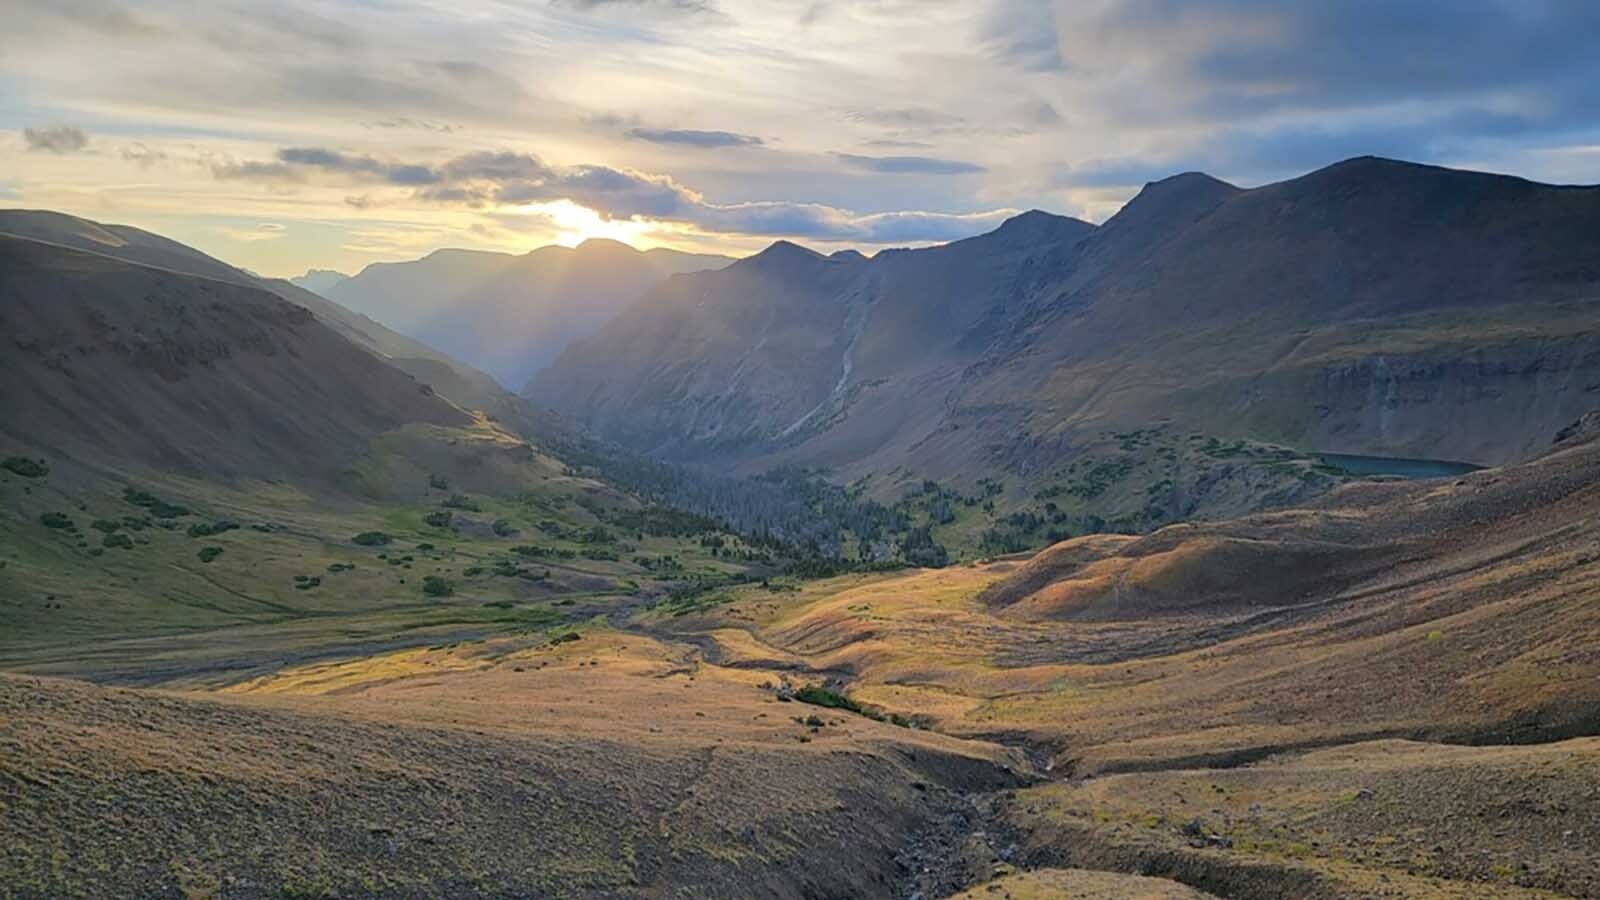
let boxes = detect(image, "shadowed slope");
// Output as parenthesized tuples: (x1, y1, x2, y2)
(0, 234, 469, 478)
(534, 159, 1600, 498)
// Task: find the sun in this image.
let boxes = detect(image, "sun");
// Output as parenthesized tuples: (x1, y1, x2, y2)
(516, 199, 657, 248)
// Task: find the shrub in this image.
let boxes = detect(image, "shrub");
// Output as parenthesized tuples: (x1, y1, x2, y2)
(429, 473, 450, 490)
(198, 546, 224, 563)
(2, 457, 49, 478)
(122, 487, 190, 518)
(102, 532, 134, 549)
(91, 519, 121, 534)
(293, 575, 322, 590)
(492, 519, 517, 537)
(327, 562, 354, 573)
(442, 494, 480, 511)
(794, 684, 884, 721)
(187, 520, 239, 538)
(352, 531, 391, 546)
(423, 511, 453, 529)
(421, 575, 453, 597)
(549, 631, 581, 645)
(39, 512, 75, 530)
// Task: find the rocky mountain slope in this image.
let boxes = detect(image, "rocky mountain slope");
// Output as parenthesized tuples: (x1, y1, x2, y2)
(531, 158, 1600, 502)
(325, 239, 730, 389)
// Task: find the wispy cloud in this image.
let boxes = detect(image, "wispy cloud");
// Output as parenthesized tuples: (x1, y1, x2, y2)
(22, 126, 88, 154)
(833, 153, 985, 175)
(219, 222, 287, 241)
(626, 127, 763, 148)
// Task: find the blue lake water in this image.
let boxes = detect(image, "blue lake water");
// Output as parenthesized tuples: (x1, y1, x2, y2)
(1318, 453, 1485, 479)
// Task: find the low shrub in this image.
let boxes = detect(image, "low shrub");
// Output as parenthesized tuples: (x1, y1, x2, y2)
(122, 487, 190, 518)
(492, 519, 517, 537)
(198, 546, 224, 563)
(352, 531, 391, 546)
(102, 532, 134, 549)
(793, 684, 886, 721)
(421, 575, 453, 597)
(91, 519, 121, 533)
(187, 520, 239, 538)
(39, 512, 75, 530)
(423, 511, 453, 528)
(2, 457, 49, 478)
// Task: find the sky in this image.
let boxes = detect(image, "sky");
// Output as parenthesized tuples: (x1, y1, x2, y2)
(3, 0, 1599, 277)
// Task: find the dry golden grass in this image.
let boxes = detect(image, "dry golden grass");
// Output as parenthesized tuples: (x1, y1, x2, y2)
(1003, 739, 1599, 898)
(948, 867, 1218, 899)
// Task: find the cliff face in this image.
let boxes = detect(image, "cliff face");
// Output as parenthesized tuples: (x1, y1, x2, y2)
(1193, 324, 1600, 465)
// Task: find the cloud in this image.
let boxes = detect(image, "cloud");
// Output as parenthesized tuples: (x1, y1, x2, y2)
(361, 117, 456, 133)
(555, 0, 720, 13)
(220, 222, 287, 242)
(626, 127, 763, 148)
(22, 126, 88, 154)
(216, 143, 1014, 243)
(834, 153, 985, 175)
(982, 0, 1062, 72)
(120, 142, 170, 167)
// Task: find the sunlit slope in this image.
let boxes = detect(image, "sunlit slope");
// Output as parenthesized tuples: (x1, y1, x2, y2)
(644, 412, 1600, 772)
(0, 629, 1024, 899)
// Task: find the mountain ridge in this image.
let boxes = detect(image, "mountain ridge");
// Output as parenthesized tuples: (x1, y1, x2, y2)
(531, 157, 1600, 527)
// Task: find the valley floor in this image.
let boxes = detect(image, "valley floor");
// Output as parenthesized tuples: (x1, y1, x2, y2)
(6, 424, 1600, 898)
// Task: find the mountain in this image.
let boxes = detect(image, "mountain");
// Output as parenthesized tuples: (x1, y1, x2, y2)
(324, 239, 732, 388)
(289, 267, 349, 295)
(0, 209, 511, 411)
(531, 158, 1600, 508)
(529, 212, 1096, 462)
(0, 233, 469, 478)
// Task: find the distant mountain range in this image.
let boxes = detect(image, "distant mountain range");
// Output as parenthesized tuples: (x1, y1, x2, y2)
(530, 157, 1600, 500)
(290, 268, 350, 295)
(308, 241, 731, 389)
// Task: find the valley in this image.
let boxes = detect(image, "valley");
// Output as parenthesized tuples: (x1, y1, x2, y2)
(4, 155, 1600, 900)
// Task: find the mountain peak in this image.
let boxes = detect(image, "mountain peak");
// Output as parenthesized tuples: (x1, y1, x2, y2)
(574, 237, 639, 257)
(1102, 171, 1241, 235)
(740, 239, 825, 270)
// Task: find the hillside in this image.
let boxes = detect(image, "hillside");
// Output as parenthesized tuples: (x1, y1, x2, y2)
(0, 234, 470, 479)
(326, 239, 731, 388)
(624, 411, 1600, 897)
(0, 210, 512, 412)
(0, 229, 786, 674)
(531, 158, 1600, 522)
